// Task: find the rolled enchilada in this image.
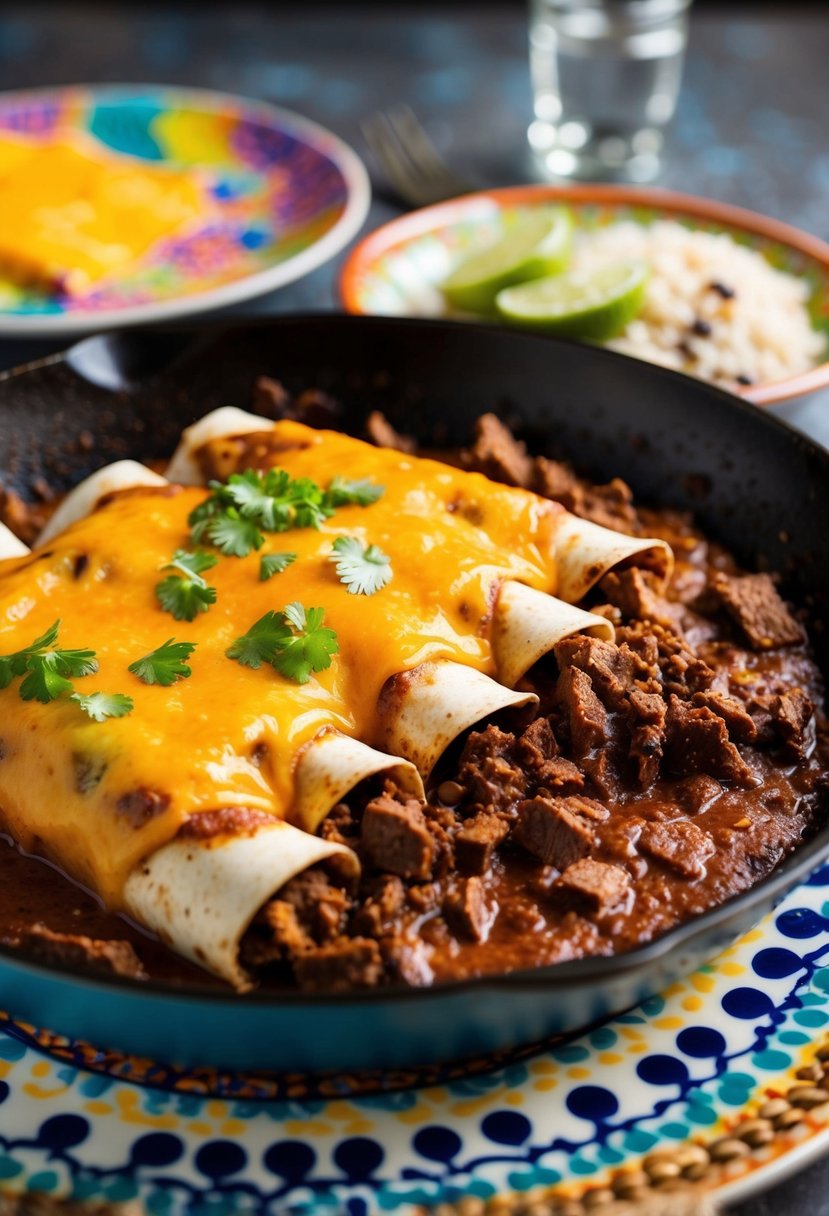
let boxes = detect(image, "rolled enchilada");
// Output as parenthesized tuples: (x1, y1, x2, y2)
(0, 411, 671, 988)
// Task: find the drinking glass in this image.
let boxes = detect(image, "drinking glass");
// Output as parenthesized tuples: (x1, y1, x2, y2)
(528, 0, 692, 182)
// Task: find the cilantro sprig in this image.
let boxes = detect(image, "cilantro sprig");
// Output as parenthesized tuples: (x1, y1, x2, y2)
(188, 468, 385, 558)
(156, 550, 218, 621)
(128, 639, 196, 686)
(329, 536, 392, 596)
(226, 602, 339, 685)
(0, 621, 132, 720)
(259, 551, 297, 582)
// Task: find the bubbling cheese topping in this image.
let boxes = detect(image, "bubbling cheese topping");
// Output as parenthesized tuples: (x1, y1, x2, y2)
(0, 427, 565, 905)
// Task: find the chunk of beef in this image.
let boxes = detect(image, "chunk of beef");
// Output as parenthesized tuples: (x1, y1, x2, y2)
(240, 900, 311, 968)
(251, 375, 291, 419)
(554, 859, 630, 914)
(637, 818, 715, 880)
(516, 718, 585, 791)
(769, 687, 815, 760)
(443, 877, 494, 942)
(291, 388, 341, 427)
(293, 937, 383, 992)
(364, 410, 416, 453)
(320, 800, 359, 846)
(712, 572, 804, 650)
(692, 690, 758, 743)
(555, 665, 609, 757)
(280, 867, 350, 941)
(351, 875, 406, 937)
(513, 795, 600, 869)
(455, 812, 509, 875)
(361, 791, 435, 879)
(18, 924, 147, 980)
(382, 935, 434, 985)
(665, 696, 755, 786)
(534, 457, 638, 533)
(457, 725, 528, 814)
(673, 774, 723, 814)
(464, 413, 534, 487)
(617, 620, 715, 698)
(600, 567, 678, 628)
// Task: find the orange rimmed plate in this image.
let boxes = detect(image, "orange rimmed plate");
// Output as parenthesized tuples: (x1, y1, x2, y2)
(339, 184, 829, 408)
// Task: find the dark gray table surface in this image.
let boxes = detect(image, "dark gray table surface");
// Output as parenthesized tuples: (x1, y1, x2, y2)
(0, 3, 828, 1211)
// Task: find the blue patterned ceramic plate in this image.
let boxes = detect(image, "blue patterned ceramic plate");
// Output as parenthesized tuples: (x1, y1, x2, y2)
(0, 85, 369, 336)
(2, 865, 829, 1212)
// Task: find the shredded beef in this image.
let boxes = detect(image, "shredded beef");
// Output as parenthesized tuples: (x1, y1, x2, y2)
(554, 859, 630, 914)
(361, 790, 435, 879)
(463, 413, 534, 487)
(365, 410, 416, 453)
(712, 572, 804, 650)
(637, 818, 715, 880)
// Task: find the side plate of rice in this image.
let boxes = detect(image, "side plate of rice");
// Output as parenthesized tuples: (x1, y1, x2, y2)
(340, 185, 829, 407)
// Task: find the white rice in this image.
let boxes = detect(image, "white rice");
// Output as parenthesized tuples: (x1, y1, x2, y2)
(569, 220, 826, 389)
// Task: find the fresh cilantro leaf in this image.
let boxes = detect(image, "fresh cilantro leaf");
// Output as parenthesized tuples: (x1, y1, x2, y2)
(188, 466, 383, 557)
(52, 648, 99, 679)
(226, 610, 292, 669)
(164, 549, 218, 579)
(206, 511, 265, 557)
(259, 552, 297, 581)
(0, 621, 124, 720)
(0, 619, 62, 687)
(271, 602, 339, 684)
(324, 476, 385, 508)
(128, 639, 196, 686)
(329, 536, 392, 596)
(156, 549, 218, 621)
(70, 691, 134, 721)
(19, 651, 76, 703)
(227, 601, 338, 684)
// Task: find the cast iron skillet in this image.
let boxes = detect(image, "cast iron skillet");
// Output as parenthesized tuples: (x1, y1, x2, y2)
(0, 314, 827, 1075)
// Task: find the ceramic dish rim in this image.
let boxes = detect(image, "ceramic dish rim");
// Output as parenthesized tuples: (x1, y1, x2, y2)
(1, 312, 828, 1009)
(338, 182, 829, 408)
(0, 82, 372, 336)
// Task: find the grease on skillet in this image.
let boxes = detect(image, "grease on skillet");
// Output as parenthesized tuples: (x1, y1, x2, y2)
(0, 391, 826, 993)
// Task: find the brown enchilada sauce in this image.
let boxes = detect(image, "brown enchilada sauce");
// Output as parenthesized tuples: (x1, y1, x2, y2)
(0, 410, 826, 992)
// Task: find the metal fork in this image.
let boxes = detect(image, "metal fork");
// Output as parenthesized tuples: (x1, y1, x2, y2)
(361, 105, 474, 208)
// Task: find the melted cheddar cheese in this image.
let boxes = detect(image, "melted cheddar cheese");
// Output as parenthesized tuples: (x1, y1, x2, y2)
(0, 426, 563, 906)
(0, 134, 205, 295)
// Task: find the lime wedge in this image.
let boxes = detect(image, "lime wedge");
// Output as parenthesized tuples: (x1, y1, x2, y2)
(441, 208, 574, 314)
(495, 260, 650, 341)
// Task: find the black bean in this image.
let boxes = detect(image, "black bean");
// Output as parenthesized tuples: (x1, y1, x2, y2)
(691, 318, 712, 337)
(708, 280, 735, 299)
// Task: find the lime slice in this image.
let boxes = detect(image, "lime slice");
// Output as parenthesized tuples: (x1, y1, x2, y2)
(441, 208, 574, 314)
(495, 260, 650, 341)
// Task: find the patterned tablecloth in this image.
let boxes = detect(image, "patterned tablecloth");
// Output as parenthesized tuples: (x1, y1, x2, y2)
(0, 6, 827, 1212)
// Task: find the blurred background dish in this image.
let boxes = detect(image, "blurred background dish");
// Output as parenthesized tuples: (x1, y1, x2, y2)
(0, 84, 369, 335)
(340, 183, 829, 408)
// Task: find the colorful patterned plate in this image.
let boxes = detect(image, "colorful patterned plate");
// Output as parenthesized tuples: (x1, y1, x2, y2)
(0, 85, 369, 335)
(339, 184, 829, 408)
(3, 866, 829, 1213)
